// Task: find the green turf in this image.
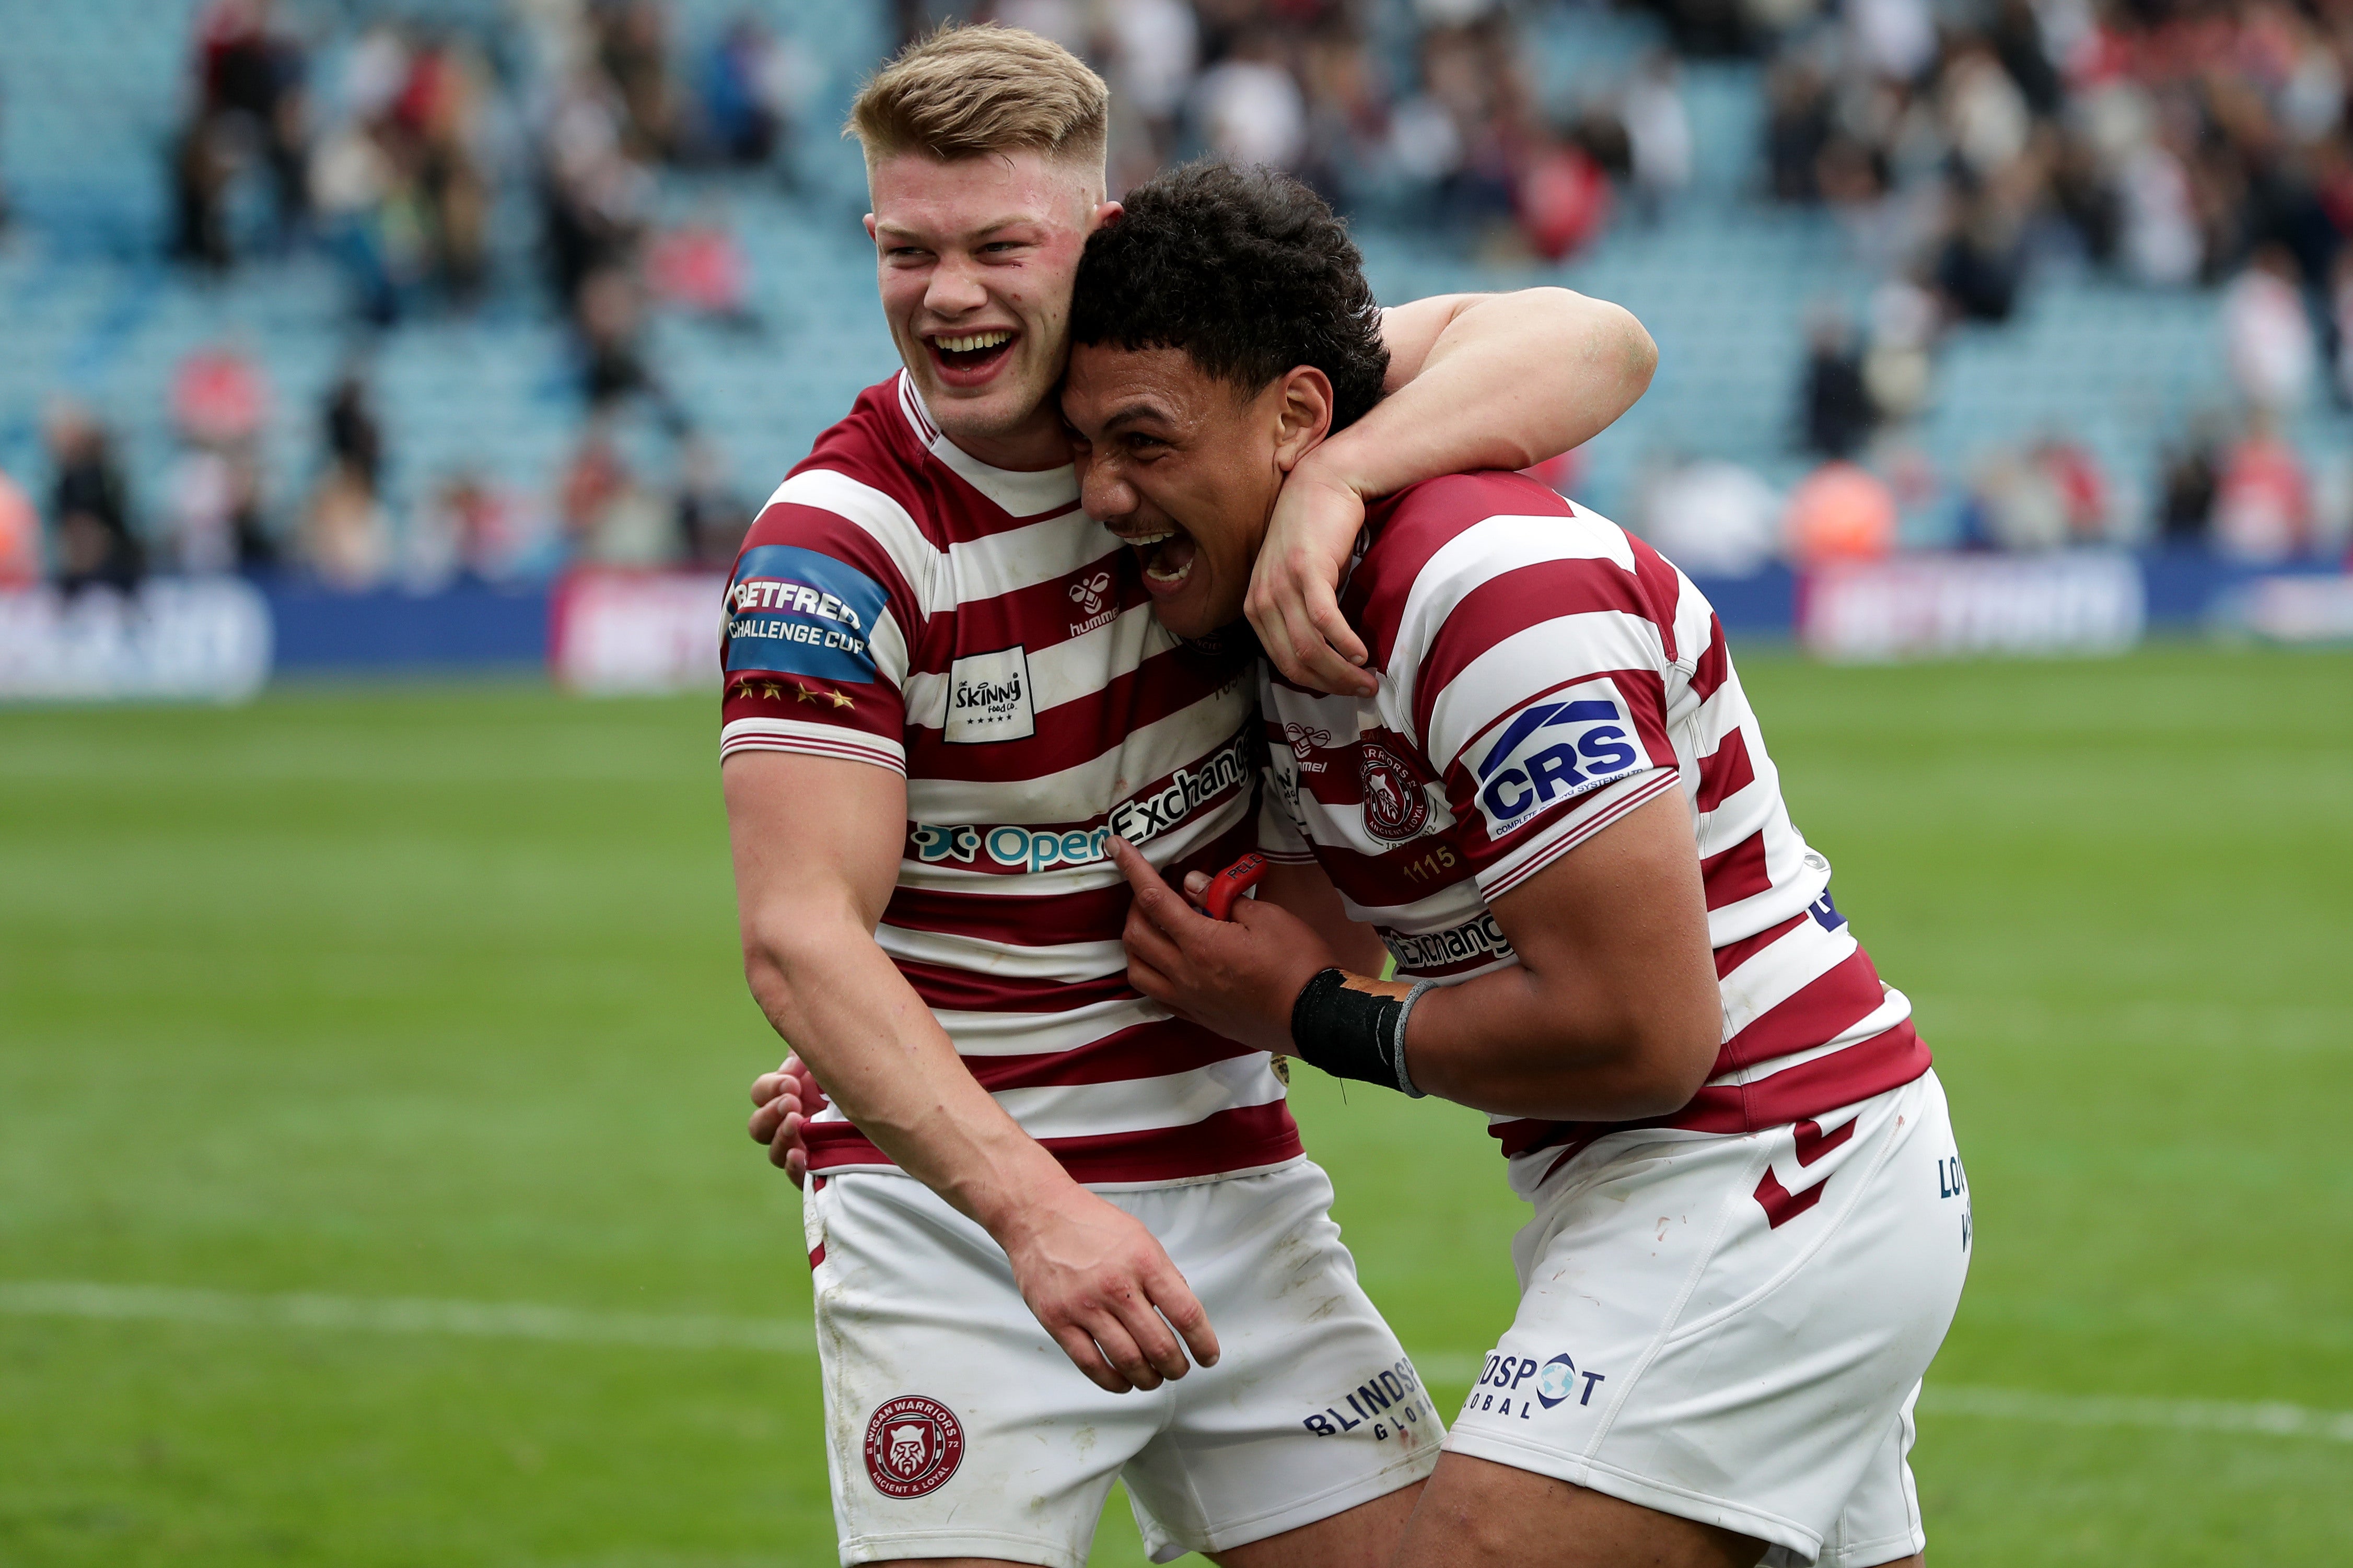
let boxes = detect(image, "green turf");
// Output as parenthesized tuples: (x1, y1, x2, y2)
(2, 648, 2348, 1566)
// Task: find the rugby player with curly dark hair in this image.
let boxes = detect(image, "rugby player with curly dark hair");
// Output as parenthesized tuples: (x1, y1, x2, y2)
(1067, 161, 1970, 1568)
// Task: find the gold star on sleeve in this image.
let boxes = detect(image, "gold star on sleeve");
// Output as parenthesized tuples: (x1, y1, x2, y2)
(794, 683, 821, 704)
(829, 689, 856, 710)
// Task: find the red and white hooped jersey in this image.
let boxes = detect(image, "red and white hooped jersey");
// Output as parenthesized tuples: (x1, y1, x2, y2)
(1256, 470, 1931, 1198)
(720, 371, 1299, 1187)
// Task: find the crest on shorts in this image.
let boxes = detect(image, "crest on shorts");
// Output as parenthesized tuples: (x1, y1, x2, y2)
(1358, 741, 1432, 843)
(863, 1395, 965, 1499)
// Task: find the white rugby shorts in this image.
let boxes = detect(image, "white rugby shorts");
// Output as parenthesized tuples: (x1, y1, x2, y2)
(1446, 1069, 1971, 1567)
(803, 1159, 1441, 1567)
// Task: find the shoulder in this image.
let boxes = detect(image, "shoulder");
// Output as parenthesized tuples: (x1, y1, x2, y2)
(1352, 473, 1683, 666)
(1376, 471, 1638, 590)
(772, 376, 917, 505)
(740, 377, 949, 603)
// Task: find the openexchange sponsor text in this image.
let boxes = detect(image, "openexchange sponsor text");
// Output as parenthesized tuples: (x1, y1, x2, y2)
(911, 727, 1253, 874)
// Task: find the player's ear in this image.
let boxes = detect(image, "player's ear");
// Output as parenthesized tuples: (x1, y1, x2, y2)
(1272, 367, 1334, 472)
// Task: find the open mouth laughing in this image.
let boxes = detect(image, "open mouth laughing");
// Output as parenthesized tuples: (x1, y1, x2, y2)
(926, 329, 1018, 387)
(1113, 522, 1198, 598)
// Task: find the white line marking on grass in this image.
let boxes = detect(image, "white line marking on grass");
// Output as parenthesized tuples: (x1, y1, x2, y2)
(1916, 1384, 2353, 1443)
(8, 1282, 2351, 1444)
(0, 1280, 815, 1355)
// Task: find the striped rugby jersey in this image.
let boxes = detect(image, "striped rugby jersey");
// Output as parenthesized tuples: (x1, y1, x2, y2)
(720, 371, 1300, 1187)
(1256, 470, 1931, 1198)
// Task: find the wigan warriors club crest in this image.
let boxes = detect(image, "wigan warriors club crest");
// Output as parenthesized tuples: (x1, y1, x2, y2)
(863, 1395, 965, 1499)
(1359, 741, 1432, 842)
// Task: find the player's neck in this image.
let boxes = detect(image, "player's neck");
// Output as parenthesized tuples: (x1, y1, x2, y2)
(934, 408, 1075, 475)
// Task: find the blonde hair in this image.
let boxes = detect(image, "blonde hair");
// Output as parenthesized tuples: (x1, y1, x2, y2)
(846, 24, 1109, 169)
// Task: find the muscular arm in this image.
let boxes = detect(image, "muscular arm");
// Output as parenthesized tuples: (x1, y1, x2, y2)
(1115, 788, 1720, 1124)
(1399, 789, 1720, 1120)
(727, 751, 1218, 1391)
(1359, 289, 1660, 488)
(1251, 289, 1658, 695)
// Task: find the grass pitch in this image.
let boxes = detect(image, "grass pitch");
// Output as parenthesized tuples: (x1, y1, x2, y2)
(2, 647, 2349, 1566)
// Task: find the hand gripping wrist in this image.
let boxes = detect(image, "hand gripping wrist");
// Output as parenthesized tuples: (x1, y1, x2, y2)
(1288, 969, 1432, 1098)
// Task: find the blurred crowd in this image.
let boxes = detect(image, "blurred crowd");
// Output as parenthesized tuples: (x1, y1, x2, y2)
(80, 0, 796, 594)
(1751, 0, 2353, 306)
(1633, 412, 2346, 571)
(172, 0, 801, 321)
(6, 0, 2352, 597)
(975, 0, 1679, 259)
(16, 335, 764, 598)
(1740, 0, 2353, 564)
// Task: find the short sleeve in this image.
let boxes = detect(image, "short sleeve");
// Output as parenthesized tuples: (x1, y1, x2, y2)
(1405, 531, 1685, 903)
(719, 489, 926, 775)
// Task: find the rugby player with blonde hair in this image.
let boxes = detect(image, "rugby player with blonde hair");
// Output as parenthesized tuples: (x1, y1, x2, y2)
(725, 26, 1656, 1568)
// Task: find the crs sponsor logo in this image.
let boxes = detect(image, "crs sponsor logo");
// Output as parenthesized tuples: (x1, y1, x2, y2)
(943, 646, 1035, 743)
(1359, 740, 1434, 843)
(1472, 691, 1644, 835)
(907, 728, 1255, 873)
(1463, 1350, 1608, 1421)
(862, 1394, 965, 1499)
(1380, 910, 1515, 973)
(725, 543, 891, 686)
(1300, 1357, 1433, 1443)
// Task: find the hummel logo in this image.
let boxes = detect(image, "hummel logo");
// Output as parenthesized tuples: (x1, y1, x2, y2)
(1284, 722, 1332, 759)
(1068, 571, 1113, 617)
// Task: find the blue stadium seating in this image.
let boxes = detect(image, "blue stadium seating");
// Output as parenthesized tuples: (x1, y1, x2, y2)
(0, 0, 2339, 561)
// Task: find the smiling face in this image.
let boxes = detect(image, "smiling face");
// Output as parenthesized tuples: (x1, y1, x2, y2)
(1062, 344, 1334, 638)
(866, 149, 1115, 472)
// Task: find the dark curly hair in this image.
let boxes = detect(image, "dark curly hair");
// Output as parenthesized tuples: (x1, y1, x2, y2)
(1069, 162, 1390, 431)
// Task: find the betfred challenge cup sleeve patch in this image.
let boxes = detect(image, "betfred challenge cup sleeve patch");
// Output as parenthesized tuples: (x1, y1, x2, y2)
(725, 544, 891, 685)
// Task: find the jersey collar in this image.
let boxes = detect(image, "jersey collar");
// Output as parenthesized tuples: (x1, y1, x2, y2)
(896, 370, 1078, 519)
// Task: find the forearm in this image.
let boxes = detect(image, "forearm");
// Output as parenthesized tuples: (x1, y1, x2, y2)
(1295, 959, 1702, 1122)
(1321, 290, 1656, 498)
(1399, 966, 1698, 1122)
(744, 912, 1076, 1234)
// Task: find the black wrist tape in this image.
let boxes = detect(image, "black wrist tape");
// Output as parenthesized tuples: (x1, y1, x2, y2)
(1289, 968, 1424, 1097)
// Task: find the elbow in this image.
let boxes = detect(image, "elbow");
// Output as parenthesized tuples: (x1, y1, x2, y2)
(740, 930, 794, 1020)
(740, 916, 823, 1022)
(1609, 1024, 1719, 1120)
(1612, 303, 1659, 405)
(1471, 1015, 1716, 1124)
(1541, 290, 1656, 437)
(1535, 287, 1656, 398)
